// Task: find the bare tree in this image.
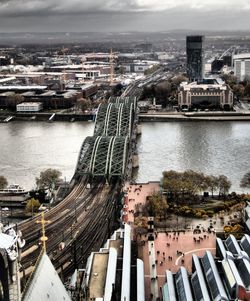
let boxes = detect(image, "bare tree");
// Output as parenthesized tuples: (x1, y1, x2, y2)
(240, 172, 250, 189)
(0, 176, 8, 189)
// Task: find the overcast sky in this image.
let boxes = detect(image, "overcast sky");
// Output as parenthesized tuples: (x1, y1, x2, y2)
(0, 0, 250, 32)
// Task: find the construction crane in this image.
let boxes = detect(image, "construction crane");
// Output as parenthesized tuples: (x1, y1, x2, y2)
(109, 48, 115, 85)
(218, 46, 239, 60)
(56, 46, 69, 90)
(61, 47, 68, 90)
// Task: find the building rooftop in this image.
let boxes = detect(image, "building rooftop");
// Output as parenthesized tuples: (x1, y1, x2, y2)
(0, 76, 16, 83)
(40, 91, 57, 96)
(22, 252, 71, 301)
(233, 53, 250, 60)
(162, 234, 250, 301)
(0, 85, 47, 91)
(88, 252, 109, 299)
(0, 91, 15, 96)
(0, 232, 15, 250)
(181, 81, 227, 91)
(21, 91, 36, 96)
(17, 102, 42, 106)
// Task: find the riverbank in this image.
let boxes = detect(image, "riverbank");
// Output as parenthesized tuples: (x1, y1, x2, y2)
(0, 111, 94, 122)
(139, 111, 250, 122)
(2, 110, 250, 123)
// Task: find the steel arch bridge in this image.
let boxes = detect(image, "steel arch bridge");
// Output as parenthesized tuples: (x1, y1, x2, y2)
(108, 96, 137, 110)
(94, 97, 137, 137)
(75, 136, 129, 178)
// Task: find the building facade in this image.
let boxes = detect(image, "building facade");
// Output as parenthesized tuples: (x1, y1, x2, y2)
(233, 53, 250, 81)
(186, 36, 204, 82)
(16, 102, 43, 112)
(178, 81, 234, 110)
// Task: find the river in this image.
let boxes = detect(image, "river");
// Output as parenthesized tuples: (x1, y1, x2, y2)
(136, 121, 250, 192)
(0, 121, 94, 190)
(0, 120, 250, 192)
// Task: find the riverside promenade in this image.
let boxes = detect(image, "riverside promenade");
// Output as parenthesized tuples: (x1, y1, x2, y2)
(139, 111, 250, 122)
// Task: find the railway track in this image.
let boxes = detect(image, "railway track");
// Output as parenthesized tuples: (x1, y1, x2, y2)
(18, 84, 139, 281)
(19, 178, 120, 280)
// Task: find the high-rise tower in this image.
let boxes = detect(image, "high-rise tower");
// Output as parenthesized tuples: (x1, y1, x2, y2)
(186, 35, 204, 82)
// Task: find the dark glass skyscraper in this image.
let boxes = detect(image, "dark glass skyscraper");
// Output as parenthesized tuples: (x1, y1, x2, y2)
(186, 35, 204, 82)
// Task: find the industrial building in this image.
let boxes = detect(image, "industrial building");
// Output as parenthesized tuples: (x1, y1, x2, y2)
(186, 36, 204, 82)
(66, 83, 98, 98)
(233, 53, 250, 81)
(0, 89, 81, 110)
(163, 234, 250, 301)
(178, 80, 234, 110)
(16, 102, 43, 112)
(122, 60, 159, 73)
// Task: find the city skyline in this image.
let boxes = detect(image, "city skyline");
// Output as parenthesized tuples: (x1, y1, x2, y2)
(0, 0, 250, 32)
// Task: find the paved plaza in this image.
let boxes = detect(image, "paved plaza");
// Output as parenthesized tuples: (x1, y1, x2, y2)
(123, 182, 217, 300)
(138, 231, 216, 300)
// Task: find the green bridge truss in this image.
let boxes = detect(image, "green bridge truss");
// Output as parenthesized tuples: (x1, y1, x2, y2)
(94, 97, 137, 137)
(75, 136, 129, 178)
(75, 96, 136, 179)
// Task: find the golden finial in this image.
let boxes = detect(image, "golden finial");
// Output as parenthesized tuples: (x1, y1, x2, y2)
(36, 211, 50, 252)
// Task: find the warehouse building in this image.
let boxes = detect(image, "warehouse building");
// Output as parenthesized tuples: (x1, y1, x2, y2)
(16, 102, 43, 112)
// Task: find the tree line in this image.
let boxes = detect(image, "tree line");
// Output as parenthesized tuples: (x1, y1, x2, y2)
(162, 170, 231, 202)
(0, 169, 62, 214)
(221, 73, 250, 99)
(141, 75, 187, 107)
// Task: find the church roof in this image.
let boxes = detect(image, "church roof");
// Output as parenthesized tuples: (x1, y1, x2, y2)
(22, 252, 71, 301)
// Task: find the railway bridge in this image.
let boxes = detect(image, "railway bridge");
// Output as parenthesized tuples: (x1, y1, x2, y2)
(74, 96, 137, 179)
(19, 96, 138, 280)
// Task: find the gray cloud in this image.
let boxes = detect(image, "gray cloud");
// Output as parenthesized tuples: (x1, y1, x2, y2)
(0, 0, 250, 17)
(0, 0, 250, 32)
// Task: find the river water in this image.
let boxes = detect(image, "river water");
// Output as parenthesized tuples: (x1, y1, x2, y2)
(0, 120, 250, 192)
(0, 121, 94, 190)
(137, 121, 250, 193)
